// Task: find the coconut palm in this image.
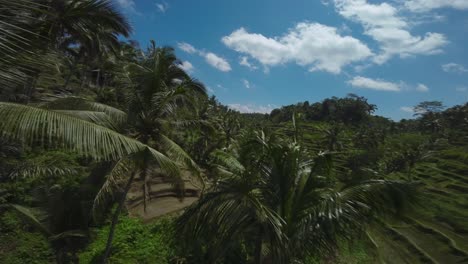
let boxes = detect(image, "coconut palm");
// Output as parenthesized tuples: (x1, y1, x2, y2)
(0, 0, 131, 99)
(37, 0, 131, 49)
(11, 41, 208, 261)
(0, 101, 183, 263)
(177, 131, 418, 263)
(0, 0, 50, 88)
(122, 42, 207, 211)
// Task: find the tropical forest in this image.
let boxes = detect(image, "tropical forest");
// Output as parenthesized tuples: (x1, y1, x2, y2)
(1, 0, 468, 264)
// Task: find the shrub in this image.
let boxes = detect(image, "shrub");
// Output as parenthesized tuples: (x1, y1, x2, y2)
(79, 216, 175, 264)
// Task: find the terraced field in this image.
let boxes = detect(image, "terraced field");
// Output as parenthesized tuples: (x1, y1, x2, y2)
(271, 122, 468, 263)
(372, 150, 468, 264)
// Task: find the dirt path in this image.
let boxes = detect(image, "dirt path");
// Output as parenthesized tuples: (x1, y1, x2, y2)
(125, 171, 202, 222)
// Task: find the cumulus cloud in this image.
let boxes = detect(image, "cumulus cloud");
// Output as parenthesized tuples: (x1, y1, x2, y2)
(416, 83, 429, 92)
(239, 56, 258, 70)
(204, 53, 231, 72)
(156, 2, 169, 13)
(442, 63, 468, 73)
(222, 23, 372, 74)
(456, 86, 467, 92)
(348, 76, 401, 91)
(405, 0, 468, 12)
(206, 86, 215, 93)
(177, 42, 231, 72)
(400, 106, 415, 113)
(178, 61, 194, 73)
(332, 0, 448, 64)
(114, 0, 139, 14)
(242, 79, 251, 89)
(228, 103, 276, 114)
(177, 42, 197, 54)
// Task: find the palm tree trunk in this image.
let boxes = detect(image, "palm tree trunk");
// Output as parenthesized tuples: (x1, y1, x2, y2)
(96, 69, 101, 87)
(63, 61, 78, 90)
(139, 139, 150, 213)
(141, 152, 150, 213)
(254, 228, 263, 264)
(26, 74, 38, 103)
(102, 171, 136, 264)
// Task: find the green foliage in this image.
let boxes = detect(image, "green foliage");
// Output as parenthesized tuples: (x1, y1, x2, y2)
(178, 133, 418, 263)
(0, 211, 55, 264)
(438, 148, 468, 164)
(79, 216, 175, 264)
(270, 94, 378, 125)
(2, 0, 468, 262)
(304, 239, 376, 264)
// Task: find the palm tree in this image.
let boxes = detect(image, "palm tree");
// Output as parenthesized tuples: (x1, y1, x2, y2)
(122, 42, 207, 211)
(38, 0, 131, 49)
(0, 101, 182, 263)
(0, 0, 131, 100)
(42, 0, 131, 91)
(13, 42, 206, 261)
(0, 0, 51, 89)
(177, 131, 418, 263)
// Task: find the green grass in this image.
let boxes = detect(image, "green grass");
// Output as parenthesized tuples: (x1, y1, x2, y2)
(79, 216, 175, 264)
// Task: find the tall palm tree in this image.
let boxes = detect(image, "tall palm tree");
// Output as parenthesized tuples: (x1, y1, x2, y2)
(123, 42, 207, 211)
(42, 0, 132, 91)
(0, 101, 182, 263)
(38, 0, 131, 49)
(12, 42, 207, 261)
(0, 0, 50, 89)
(0, 0, 131, 99)
(177, 132, 418, 263)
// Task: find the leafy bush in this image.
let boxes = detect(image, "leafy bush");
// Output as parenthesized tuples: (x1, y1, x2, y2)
(79, 216, 175, 264)
(0, 211, 55, 264)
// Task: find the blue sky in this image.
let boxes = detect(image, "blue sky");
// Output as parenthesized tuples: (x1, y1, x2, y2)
(114, 0, 468, 120)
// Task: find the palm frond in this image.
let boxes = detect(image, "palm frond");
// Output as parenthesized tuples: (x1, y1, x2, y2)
(9, 163, 78, 179)
(210, 149, 245, 175)
(53, 110, 118, 129)
(8, 204, 51, 236)
(160, 135, 199, 171)
(41, 97, 127, 125)
(340, 179, 419, 217)
(92, 159, 134, 219)
(0, 102, 143, 160)
(159, 134, 204, 189)
(49, 230, 87, 241)
(0, 0, 49, 87)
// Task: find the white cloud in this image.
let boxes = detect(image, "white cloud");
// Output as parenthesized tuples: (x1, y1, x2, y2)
(228, 103, 276, 114)
(156, 2, 169, 13)
(239, 56, 258, 70)
(416, 83, 429, 92)
(405, 0, 468, 12)
(177, 42, 197, 54)
(177, 42, 232, 72)
(204, 53, 231, 72)
(242, 79, 251, 89)
(217, 84, 228, 91)
(456, 86, 467, 92)
(400, 106, 415, 113)
(178, 61, 194, 73)
(115, 0, 139, 14)
(222, 23, 372, 74)
(348, 76, 401, 91)
(332, 0, 448, 64)
(442, 63, 468, 73)
(206, 86, 215, 93)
